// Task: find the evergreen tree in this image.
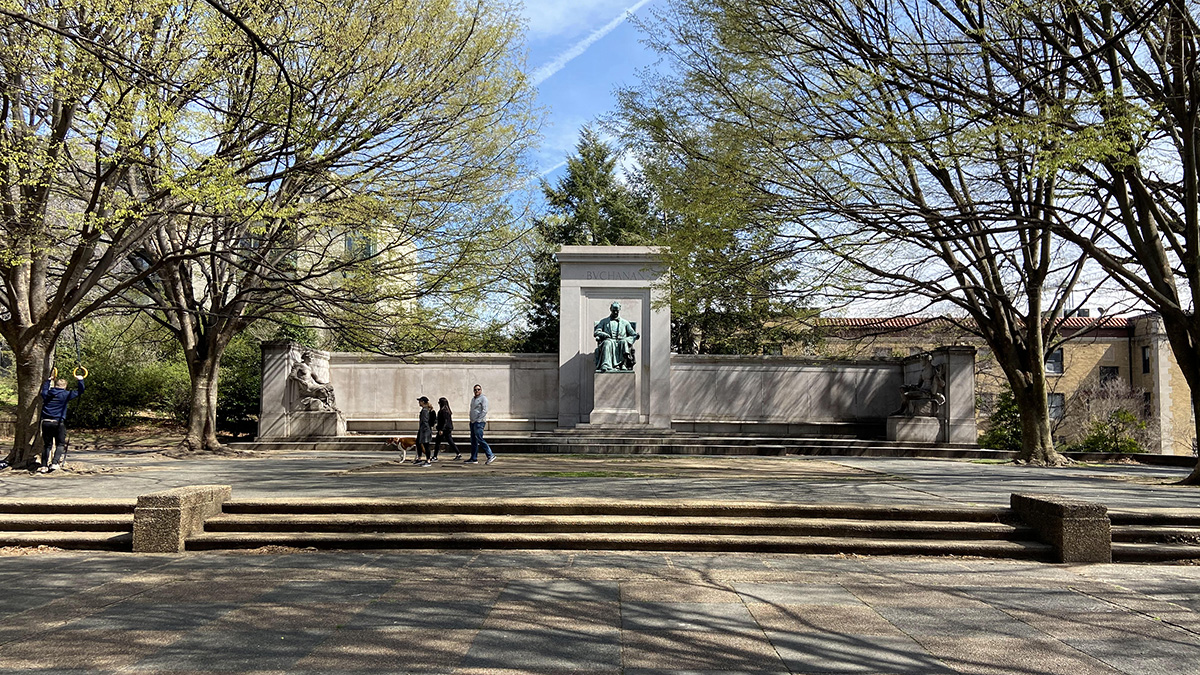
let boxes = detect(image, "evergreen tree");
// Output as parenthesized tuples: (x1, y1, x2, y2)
(520, 127, 653, 352)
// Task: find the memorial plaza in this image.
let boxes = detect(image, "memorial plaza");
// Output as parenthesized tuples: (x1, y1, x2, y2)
(1, 446, 1200, 674)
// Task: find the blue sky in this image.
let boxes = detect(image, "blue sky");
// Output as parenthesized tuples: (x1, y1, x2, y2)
(518, 0, 660, 181)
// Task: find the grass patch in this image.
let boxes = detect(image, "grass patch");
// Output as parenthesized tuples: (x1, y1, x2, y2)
(532, 470, 657, 478)
(969, 459, 1012, 465)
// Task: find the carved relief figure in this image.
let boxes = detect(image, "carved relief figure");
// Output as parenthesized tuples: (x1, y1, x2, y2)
(594, 301, 639, 372)
(289, 349, 338, 411)
(895, 353, 946, 417)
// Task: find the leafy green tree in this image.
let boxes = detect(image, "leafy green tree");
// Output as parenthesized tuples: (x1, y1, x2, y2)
(114, 0, 538, 452)
(637, 133, 813, 354)
(0, 0, 254, 467)
(979, 390, 1022, 453)
(521, 125, 810, 355)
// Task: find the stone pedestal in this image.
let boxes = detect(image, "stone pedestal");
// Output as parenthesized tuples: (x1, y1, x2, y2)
(591, 372, 640, 425)
(887, 415, 940, 443)
(287, 410, 347, 438)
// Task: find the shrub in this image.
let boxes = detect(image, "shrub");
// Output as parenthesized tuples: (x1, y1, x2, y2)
(1071, 409, 1148, 454)
(1060, 380, 1155, 454)
(979, 388, 1022, 452)
(65, 318, 190, 428)
(217, 334, 261, 433)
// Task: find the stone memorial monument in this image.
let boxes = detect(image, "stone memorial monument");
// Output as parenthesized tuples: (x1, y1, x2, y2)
(887, 347, 975, 443)
(258, 343, 347, 439)
(558, 246, 671, 429)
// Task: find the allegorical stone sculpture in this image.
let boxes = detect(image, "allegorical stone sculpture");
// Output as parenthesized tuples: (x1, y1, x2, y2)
(289, 349, 338, 412)
(894, 353, 946, 416)
(594, 301, 639, 372)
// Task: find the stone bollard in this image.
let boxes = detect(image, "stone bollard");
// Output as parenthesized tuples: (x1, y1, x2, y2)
(133, 485, 232, 553)
(1010, 493, 1111, 563)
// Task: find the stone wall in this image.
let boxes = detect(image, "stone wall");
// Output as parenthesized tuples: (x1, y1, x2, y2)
(669, 355, 902, 435)
(325, 351, 907, 436)
(328, 352, 559, 432)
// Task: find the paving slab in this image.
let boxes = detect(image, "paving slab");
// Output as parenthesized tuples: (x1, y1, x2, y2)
(1, 449, 1194, 512)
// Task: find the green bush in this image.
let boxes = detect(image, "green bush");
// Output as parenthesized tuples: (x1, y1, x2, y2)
(217, 334, 261, 433)
(1071, 409, 1148, 454)
(65, 318, 190, 428)
(979, 389, 1022, 452)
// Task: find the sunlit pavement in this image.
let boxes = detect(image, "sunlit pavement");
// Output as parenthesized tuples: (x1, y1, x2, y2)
(2, 450, 1199, 673)
(1, 550, 1199, 673)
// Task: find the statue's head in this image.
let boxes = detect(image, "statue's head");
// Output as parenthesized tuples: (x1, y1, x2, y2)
(610, 301, 621, 317)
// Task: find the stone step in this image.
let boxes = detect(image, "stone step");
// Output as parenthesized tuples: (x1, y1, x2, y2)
(185, 530, 1053, 558)
(1112, 541, 1200, 562)
(1112, 525, 1200, 544)
(203, 513, 1032, 540)
(0, 499, 135, 515)
(220, 498, 1014, 522)
(0, 514, 134, 532)
(0, 531, 132, 550)
(1110, 511, 1200, 527)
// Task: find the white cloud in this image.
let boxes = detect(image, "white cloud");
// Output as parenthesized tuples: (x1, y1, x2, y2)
(520, 0, 639, 38)
(529, 0, 654, 85)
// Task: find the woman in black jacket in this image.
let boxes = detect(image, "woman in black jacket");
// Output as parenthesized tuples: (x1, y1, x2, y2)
(434, 397, 461, 461)
(415, 396, 436, 466)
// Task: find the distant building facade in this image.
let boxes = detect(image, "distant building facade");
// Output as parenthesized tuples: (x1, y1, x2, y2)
(796, 313, 1194, 456)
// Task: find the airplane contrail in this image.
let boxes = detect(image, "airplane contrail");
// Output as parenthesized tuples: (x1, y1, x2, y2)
(530, 0, 654, 86)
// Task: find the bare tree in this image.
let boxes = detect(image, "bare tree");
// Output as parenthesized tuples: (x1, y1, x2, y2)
(886, 0, 1200, 479)
(620, 0, 1113, 462)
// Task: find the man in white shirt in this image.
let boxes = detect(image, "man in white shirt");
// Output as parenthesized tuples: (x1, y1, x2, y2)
(466, 384, 496, 464)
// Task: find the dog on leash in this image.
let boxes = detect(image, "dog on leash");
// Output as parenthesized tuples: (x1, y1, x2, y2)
(384, 436, 416, 450)
(384, 436, 416, 462)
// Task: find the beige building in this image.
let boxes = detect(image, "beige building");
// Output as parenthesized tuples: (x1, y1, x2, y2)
(797, 314, 1195, 456)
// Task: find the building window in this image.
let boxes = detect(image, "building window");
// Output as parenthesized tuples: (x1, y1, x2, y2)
(345, 233, 376, 260)
(1142, 346, 1151, 374)
(1099, 366, 1120, 384)
(1046, 348, 1064, 375)
(1048, 393, 1065, 420)
(1143, 391, 1153, 418)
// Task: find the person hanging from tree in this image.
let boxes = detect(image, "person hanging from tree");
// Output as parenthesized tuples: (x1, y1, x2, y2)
(37, 372, 85, 473)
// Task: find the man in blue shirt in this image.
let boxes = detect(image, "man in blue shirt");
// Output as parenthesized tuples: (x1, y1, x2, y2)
(38, 374, 84, 473)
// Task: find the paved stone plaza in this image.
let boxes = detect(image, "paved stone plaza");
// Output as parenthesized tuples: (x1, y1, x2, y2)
(3, 450, 1200, 673)
(2, 549, 1200, 673)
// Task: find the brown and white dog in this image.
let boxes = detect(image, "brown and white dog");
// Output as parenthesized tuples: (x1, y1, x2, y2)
(384, 436, 417, 451)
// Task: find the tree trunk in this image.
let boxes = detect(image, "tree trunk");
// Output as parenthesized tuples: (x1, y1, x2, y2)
(1013, 378, 1067, 466)
(178, 355, 224, 453)
(5, 339, 53, 469)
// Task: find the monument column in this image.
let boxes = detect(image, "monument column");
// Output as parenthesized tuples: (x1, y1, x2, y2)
(557, 246, 670, 429)
(933, 345, 977, 443)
